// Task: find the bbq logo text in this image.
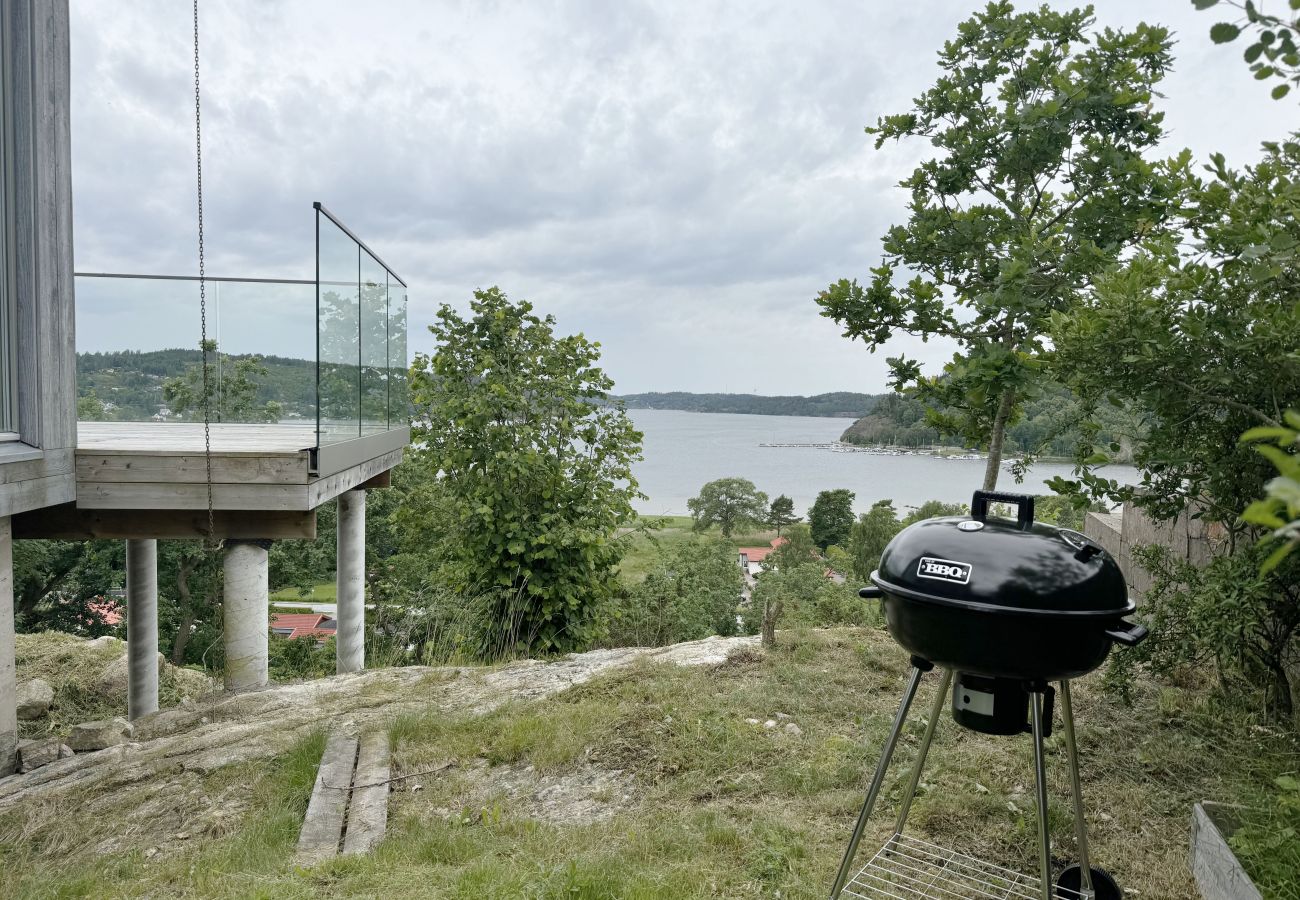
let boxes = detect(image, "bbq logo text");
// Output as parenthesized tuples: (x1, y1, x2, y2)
(916, 557, 972, 584)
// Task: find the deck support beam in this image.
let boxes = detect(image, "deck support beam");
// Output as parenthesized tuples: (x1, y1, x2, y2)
(125, 538, 158, 720)
(336, 490, 366, 674)
(0, 517, 16, 776)
(224, 539, 271, 691)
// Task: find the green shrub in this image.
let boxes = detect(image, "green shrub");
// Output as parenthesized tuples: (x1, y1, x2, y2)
(605, 538, 743, 647)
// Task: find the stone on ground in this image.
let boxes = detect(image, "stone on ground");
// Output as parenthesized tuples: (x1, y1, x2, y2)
(16, 738, 69, 773)
(16, 679, 55, 720)
(67, 717, 134, 752)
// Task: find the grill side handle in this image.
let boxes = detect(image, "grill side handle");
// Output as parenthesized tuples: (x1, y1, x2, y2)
(971, 490, 1035, 529)
(1105, 620, 1149, 646)
(859, 586, 883, 599)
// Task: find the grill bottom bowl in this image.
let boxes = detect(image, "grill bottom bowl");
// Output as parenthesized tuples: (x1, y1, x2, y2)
(883, 595, 1114, 681)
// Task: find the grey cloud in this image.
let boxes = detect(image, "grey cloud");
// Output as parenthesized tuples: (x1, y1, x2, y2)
(69, 0, 1283, 394)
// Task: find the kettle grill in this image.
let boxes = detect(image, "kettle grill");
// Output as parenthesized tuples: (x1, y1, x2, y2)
(829, 491, 1148, 900)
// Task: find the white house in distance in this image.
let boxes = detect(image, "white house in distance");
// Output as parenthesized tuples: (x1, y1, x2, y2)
(737, 537, 788, 580)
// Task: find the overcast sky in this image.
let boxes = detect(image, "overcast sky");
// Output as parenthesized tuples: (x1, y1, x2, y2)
(68, 1, 1286, 395)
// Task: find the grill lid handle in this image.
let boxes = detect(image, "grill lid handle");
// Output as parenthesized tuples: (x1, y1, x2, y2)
(971, 490, 1035, 529)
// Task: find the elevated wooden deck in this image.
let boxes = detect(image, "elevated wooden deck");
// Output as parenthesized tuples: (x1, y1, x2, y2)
(74, 422, 402, 511)
(12, 422, 406, 540)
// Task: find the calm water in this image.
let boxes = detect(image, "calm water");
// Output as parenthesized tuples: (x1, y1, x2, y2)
(629, 409, 1137, 517)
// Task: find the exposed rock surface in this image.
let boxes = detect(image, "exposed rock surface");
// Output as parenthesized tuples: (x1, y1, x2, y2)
(15, 679, 54, 720)
(16, 738, 69, 773)
(67, 717, 134, 751)
(96, 653, 164, 698)
(0, 634, 759, 819)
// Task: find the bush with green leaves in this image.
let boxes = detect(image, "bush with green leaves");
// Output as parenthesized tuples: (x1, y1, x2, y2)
(408, 287, 643, 657)
(605, 538, 743, 648)
(847, 500, 903, 585)
(1242, 410, 1300, 572)
(268, 633, 335, 681)
(742, 563, 873, 641)
(1106, 543, 1300, 720)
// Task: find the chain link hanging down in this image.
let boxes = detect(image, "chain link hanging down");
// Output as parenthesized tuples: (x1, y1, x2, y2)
(193, 0, 216, 547)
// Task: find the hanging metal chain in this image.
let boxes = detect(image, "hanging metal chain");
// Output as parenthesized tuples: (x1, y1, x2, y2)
(193, 0, 216, 548)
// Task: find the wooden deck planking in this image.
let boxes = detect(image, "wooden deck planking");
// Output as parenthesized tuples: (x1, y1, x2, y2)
(76, 422, 316, 455)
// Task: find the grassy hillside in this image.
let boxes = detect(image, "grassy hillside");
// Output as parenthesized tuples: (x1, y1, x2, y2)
(3, 628, 1295, 898)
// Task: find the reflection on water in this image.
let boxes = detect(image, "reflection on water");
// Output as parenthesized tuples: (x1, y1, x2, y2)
(628, 409, 1138, 516)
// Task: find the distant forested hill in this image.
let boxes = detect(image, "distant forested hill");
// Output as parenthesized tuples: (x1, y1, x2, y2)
(614, 391, 879, 418)
(840, 389, 1141, 461)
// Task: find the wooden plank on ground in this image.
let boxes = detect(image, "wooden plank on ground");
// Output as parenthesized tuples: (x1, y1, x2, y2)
(295, 732, 358, 866)
(342, 732, 390, 856)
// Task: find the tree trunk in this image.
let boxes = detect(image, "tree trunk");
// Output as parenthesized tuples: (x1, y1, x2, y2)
(982, 389, 1017, 491)
(761, 598, 782, 648)
(171, 610, 196, 665)
(171, 556, 198, 664)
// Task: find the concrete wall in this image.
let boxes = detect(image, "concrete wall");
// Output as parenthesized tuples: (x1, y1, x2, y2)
(1085, 500, 1229, 599)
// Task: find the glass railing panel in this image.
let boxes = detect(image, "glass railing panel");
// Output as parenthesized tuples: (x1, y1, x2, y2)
(75, 275, 315, 428)
(388, 279, 408, 426)
(317, 215, 361, 444)
(211, 279, 316, 428)
(360, 250, 389, 434)
(75, 275, 203, 422)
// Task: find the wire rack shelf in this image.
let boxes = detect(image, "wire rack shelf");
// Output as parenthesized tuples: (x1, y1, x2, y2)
(838, 834, 1083, 900)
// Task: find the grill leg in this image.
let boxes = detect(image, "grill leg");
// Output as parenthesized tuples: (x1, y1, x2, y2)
(1060, 681, 1095, 899)
(829, 663, 929, 899)
(1030, 689, 1053, 900)
(894, 667, 952, 835)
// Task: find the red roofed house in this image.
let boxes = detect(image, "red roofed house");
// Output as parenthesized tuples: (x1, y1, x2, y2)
(270, 613, 338, 647)
(738, 536, 789, 579)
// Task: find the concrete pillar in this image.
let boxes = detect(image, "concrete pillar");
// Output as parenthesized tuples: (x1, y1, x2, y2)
(125, 539, 158, 720)
(0, 517, 16, 776)
(223, 540, 271, 691)
(336, 489, 366, 674)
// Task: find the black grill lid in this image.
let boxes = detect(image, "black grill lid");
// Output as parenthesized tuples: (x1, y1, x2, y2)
(872, 491, 1132, 617)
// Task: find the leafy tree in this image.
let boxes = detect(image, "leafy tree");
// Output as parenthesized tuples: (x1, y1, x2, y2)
(1051, 139, 1300, 718)
(687, 477, 769, 538)
(607, 538, 743, 647)
(1243, 412, 1300, 572)
(12, 540, 124, 635)
(816, 2, 1178, 490)
(765, 495, 800, 536)
(1051, 142, 1300, 526)
(409, 287, 643, 656)
(162, 341, 282, 423)
(767, 523, 820, 572)
(848, 500, 902, 584)
(1195, 0, 1300, 100)
(808, 489, 855, 550)
(901, 500, 968, 526)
